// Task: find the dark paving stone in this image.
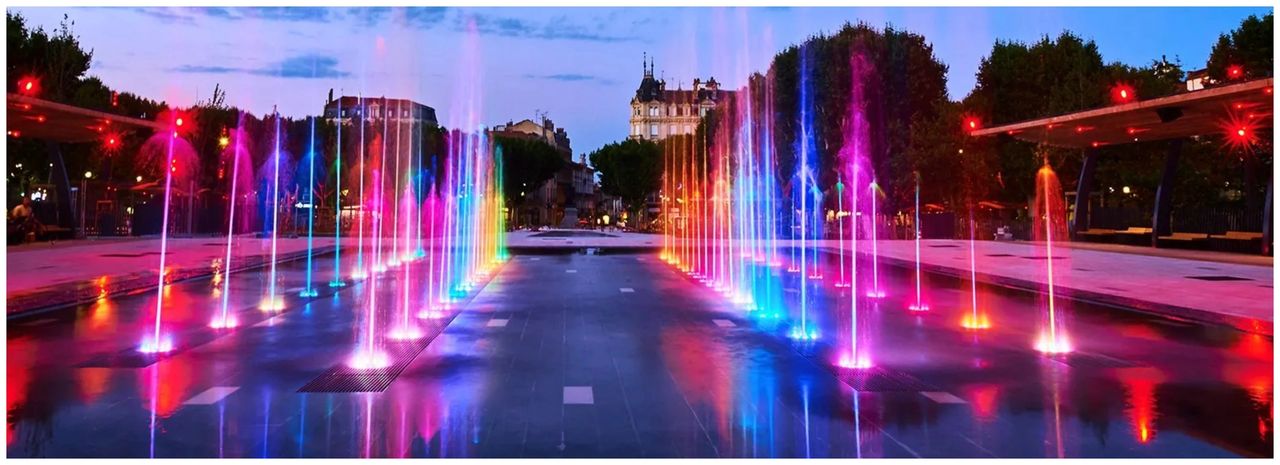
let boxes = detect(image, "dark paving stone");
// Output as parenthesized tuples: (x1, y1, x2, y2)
(5, 250, 1273, 458)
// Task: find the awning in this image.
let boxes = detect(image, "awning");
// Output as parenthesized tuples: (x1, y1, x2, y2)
(7, 93, 165, 143)
(971, 78, 1273, 149)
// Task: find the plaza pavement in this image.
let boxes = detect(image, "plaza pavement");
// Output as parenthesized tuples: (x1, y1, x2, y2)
(6, 235, 344, 315)
(834, 239, 1272, 336)
(7, 231, 1274, 336)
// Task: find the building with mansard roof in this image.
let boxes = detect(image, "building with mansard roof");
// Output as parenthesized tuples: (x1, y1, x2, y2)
(628, 56, 732, 141)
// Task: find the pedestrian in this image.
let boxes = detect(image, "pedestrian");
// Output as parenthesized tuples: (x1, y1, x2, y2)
(10, 197, 43, 243)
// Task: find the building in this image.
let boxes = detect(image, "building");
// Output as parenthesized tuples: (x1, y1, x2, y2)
(323, 96, 438, 127)
(1185, 69, 1210, 92)
(491, 117, 571, 154)
(628, 56, 733, 141)
(491, 116, 595, 227)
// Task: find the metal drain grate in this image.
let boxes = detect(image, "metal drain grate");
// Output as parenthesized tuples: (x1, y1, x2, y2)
(1186, 275, 1250, 282)
(298, 340, 431, 393)
(985, 253, 1016, 258)
(100, 252, 158, 258)
(835, 367, 937, 392)
(1021, 256, 1069, 260)
(928, 244, 961, 248)
(1050, 352, 1143, 369)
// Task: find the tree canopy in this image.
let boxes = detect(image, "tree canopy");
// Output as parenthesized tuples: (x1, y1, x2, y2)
(589, 138, 662, 218)
(1206, 13, 1273, 83)
(495, 135, 564, 207)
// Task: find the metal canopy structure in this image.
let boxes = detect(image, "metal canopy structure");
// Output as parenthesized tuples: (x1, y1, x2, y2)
(7, 92, 164, 143)
(970, 78, 1273, 254)
(972, 78, 1273, 148)
(7, 93, 166, 234)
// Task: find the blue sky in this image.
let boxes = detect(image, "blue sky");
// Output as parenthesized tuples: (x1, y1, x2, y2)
(9, 6, 1271, 155)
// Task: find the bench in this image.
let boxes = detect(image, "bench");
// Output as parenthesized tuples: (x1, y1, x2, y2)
(1076, 228, 1118, 242)
(1113, 227, 1153, 246)
(1209, 230, 1264, 254)
(1157, 232, 1210, 249)
(39, 225, 74, 242)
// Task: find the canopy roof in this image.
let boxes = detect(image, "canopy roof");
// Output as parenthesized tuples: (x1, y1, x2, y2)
(7, 93, 164, 143)
(971, 78, 1273, 149)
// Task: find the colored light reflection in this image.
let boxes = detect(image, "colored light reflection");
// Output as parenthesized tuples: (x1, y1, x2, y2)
(1035, 332, 1073, 354)
(961, 313, 992, 330)
(348, 351, 390, 370)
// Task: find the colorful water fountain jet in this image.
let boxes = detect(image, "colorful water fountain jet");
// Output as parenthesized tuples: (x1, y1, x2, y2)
(907, 171, 929, 312)
(352, 96, 369, 281)
(1034, 163, 1071, 353)
(299, 117, 320, 298)
(866, 181, 885, 299)
(139, 114, 188, 353)
(791, 46, 821, 341)
(260, 110, 286, 312)
(961, 208, 991, 330)
(837, 51, 874, 369)
(330, 96, 347, 288)
(213, 114, 249, 329)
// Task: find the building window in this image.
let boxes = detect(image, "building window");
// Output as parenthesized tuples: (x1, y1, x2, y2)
(684, 124, 692, 134)
(668, 124, 676, 135)
(649, 106, 659, 117)
(649, 123, 658, 138)
(700, 107, 709, 117)
(634, 107, 641, 116)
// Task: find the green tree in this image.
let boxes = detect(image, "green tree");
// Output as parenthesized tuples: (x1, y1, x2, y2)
(1206, 13, 1273, 83)
(589, 138, 661, 221)
(495, 135, 564, 210)
(964, 32, 1110, 205)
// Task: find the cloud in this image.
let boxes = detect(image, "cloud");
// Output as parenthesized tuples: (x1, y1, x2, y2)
(195, 7, 332, 22)
(523, 73, 616, 85)
(171, 54, 350, 79)
(460, 13, 640, 43)
(401, 7, 449, 29)
(132, 7, 448, 29)
(127, 7, 197, 24)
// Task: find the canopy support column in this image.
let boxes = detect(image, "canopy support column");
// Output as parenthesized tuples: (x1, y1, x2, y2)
(1151, 139, 1183, 247)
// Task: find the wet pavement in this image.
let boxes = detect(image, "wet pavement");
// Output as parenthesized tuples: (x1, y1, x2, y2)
(6, 250, 1273, 458)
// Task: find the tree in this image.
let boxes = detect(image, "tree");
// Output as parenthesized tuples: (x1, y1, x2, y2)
(7, 13, 93, 102)
(964, 32, 1110, 205)
(589, 138, 662, 221)
(1206, 13, 1273, 83)
(495, 135, 564, 211)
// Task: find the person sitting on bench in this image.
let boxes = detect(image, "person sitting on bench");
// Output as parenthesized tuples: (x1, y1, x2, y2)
(9, 197, 44, 243)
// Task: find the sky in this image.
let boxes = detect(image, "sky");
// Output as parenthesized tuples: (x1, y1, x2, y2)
(10, 6, 1272, 156)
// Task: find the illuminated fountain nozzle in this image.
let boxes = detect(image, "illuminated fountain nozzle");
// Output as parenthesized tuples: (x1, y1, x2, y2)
(328, 280, 348, 288)
(347, 351, 390, 370)
(209, 315, 239, 329)
(908, 302, 929, 312)
(388, 326, 423, 341)
(259, 296, 285, 312)
(837, 355, 873, 369)
(788, 328, 821, 341)
(865, 289, 886, 299)
(298, 288, 319, 298)
(1035, 333, 1073, 354)
(350, 270, 369, 281)
(138, 335, 174, 354)
(961, 313, 991, 330)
